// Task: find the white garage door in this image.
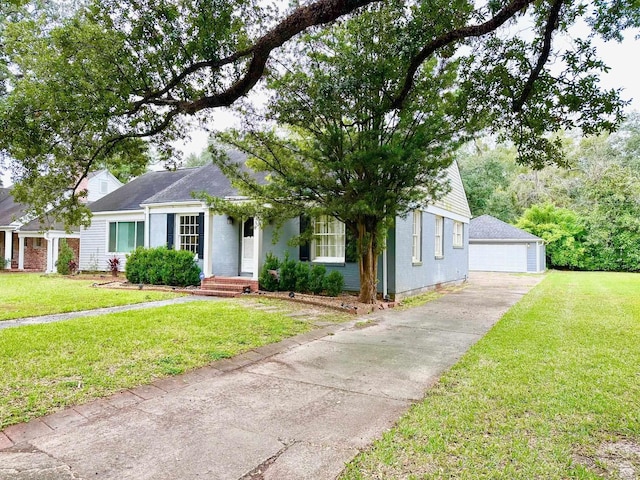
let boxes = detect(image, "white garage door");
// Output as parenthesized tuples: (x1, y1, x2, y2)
(469, 243, 528, 272)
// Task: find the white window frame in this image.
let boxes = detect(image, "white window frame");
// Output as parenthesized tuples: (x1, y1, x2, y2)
(435, 216, 444, 258)
(453, 220, 463, 248)
(412, 210, 422, 263)
(178, 214, 199, 256)
(312, 215, 345, 263)
(99, 180, 108, 194)
(108, 221, 144, 253)
(32, 237, 43, 249)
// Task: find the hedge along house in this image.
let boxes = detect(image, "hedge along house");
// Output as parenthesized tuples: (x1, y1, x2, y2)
(79, 156, 471, 299)
(468, 214, 546, 273)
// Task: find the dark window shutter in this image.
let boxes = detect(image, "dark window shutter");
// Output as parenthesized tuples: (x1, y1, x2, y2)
(299, 215, 310, 261)
(167, 213, 175, 249)
(197, 212, 205, 258)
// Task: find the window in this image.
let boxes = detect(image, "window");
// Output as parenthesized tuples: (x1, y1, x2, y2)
(453, 221, 463, 248)
(32, 237, 43, 249)
(412, 210, 422, 263)
(312, 215, 345, 262)
(99, 180, 108, 194)
(109, 221, 144, 253)
(179, 215, 199, 255)
(435, 216, 444, 258)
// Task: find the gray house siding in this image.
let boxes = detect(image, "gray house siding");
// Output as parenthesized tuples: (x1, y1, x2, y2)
(393, 212, 468, 296)
(539, 244, 546, 272)
(260, 218, 298, 265)
(149, 213, 167, 248)
(212, 215, 241, 276)
(527, 242, 537, 272)
(79, 217, 107, 271)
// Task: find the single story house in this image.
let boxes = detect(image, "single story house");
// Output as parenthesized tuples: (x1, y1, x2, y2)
(469, 214, 545, 273)
(79, 155, 472, 299)
(0, 170, 122, 271)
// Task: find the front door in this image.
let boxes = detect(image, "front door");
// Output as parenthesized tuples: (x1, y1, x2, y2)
(241, 217, 254, 273)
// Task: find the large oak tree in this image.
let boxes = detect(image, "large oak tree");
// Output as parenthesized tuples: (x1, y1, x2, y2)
(0, 0, 636, 229)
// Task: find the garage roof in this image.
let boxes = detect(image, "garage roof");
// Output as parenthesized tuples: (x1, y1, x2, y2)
(470, 214, 541, 241)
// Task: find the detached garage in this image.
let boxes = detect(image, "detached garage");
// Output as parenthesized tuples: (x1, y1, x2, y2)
(469, 214, 545, 273)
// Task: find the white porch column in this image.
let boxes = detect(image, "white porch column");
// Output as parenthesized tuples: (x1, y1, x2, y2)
(4, 229, 13, 270)
(203, 211, 213, 277)
(45, 236, 54, 273)
(251, 218, 262, 280)
(18, 236, 25, 270)
(46, 236, 59, 273)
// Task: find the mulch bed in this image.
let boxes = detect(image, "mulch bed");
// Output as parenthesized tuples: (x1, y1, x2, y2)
(257, 291, 398, 315)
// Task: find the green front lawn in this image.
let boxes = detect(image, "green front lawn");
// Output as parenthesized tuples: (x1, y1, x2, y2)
(0, 273, 181, 320)
(0, 300, 311, 429)
(341, 271, 640, 479)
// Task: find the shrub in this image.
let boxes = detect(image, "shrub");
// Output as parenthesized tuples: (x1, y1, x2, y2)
(279, 253, 297, 292)
(67, 259, 78, 275)
(56, 239, 75, 275)
(294, 262, 311, 293)
(0, 257, 8, 269)
(125, 247, 200, 286)
(309, 264, 326, 295)
(259, 252, 280, 291)
(324, 270, 345, 297)
(107, 256, 121, 276)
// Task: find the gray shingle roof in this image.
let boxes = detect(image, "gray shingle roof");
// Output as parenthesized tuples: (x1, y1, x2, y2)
(19, 215, 72, 233)
(90, 169, 195, 212)
(469, 214, 541, 241)
(89, 150, 255, 212)
(0, 188, 28, 226)
(142, 150, 253, 204)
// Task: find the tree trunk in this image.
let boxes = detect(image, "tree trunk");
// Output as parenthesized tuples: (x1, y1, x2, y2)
(357, 221, 379, 304)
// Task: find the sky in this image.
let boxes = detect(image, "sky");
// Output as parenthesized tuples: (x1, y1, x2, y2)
(2, 28, 639, 187)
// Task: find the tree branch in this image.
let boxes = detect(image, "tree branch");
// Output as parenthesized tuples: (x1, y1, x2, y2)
(130, 0, 380, 115)
(391, 0, 536, 110)
(512, 0, 565, 112)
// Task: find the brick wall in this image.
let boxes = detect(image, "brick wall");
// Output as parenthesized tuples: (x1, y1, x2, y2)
(23, 237, 47, 271)
(65, 238, 80, 263)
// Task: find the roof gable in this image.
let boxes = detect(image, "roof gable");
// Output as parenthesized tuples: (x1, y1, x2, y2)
(469, 214, 541, 241)
(432, 161, 472, 218)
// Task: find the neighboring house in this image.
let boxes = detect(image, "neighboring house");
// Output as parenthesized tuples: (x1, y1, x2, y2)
(0, 170, 122, 272)
(80, 156, 471, 299)
(0, 188, 26, 269)
(469, 214, 545, 273)
(77, 170, 124, 202)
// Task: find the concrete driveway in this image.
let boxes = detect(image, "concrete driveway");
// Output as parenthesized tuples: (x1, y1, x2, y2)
(0, 272, 543, 480)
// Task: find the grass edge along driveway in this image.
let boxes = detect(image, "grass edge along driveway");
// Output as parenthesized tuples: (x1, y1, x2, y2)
(341, 271, 640, 480)
(0, 273, 182, 321)
(0, 300, 312, 429)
